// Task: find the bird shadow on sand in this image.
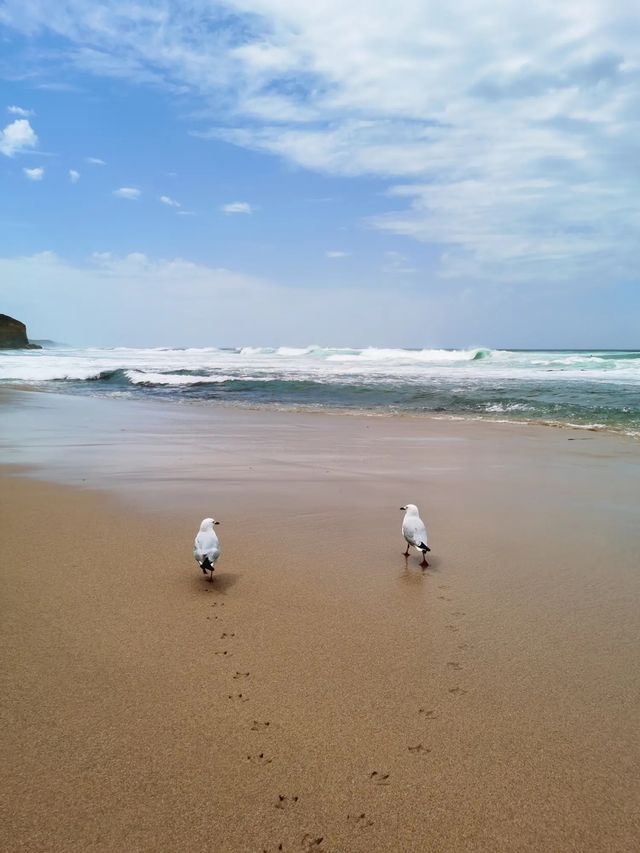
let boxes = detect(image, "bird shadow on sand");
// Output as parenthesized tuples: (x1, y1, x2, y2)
(423, 556, 442, 573)
(192, 572, 240, 595)
(399, 556, 442, 582)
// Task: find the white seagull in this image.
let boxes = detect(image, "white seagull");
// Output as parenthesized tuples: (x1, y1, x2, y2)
(400, 504, 431, 567)
(194, 517, 221, 582)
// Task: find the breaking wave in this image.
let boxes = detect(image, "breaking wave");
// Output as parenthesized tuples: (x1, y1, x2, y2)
(1, 344, 639, 434)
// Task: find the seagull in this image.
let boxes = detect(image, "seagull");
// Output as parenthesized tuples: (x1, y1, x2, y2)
(194, 517, 221, 582)
(400, 504, 431, 567)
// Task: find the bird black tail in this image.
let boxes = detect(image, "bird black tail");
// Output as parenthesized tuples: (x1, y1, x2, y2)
(419, 543, 431, 553)
(201, 556, 212, 570)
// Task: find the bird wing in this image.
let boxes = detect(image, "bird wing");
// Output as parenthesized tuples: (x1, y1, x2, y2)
(194, 530, 220, 563)
(403, 516, 428, 548)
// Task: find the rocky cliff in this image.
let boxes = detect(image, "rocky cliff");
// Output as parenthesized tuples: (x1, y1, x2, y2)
(0, 314, 42, 349)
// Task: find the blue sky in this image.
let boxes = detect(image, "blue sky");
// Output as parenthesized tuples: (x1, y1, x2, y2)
(1, 1, 639, 348)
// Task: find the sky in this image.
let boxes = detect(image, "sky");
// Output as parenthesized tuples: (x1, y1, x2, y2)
(0, 0, 639, 348)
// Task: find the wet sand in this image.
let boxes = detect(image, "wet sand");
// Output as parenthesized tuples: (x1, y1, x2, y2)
(1, 390, 639, 851)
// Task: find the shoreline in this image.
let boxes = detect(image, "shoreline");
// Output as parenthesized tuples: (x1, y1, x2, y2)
(2, 383, 640, 441)
(2, 389, 640, 851)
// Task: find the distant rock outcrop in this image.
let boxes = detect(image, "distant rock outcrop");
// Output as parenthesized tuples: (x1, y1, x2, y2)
(0, 314, 42, 349)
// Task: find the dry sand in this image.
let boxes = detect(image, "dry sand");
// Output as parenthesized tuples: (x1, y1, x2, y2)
(1, 390, 639, 851)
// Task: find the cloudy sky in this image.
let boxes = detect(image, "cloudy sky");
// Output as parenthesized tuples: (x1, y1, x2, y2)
(0, 1, 638, 347)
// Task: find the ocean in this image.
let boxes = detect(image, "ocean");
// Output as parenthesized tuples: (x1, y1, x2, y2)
(1, 344, 639, 435)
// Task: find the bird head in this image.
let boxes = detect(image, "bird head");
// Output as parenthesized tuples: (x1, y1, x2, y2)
(400, 504, 419, 515)
(200, 517, 220, 531)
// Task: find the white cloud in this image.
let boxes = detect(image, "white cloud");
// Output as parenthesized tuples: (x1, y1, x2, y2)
(177, 210, 195, 216)
(326, 250, 349, 258)
(23, 166, 44, 181)
(3, 3, 640, 282)
(383, 250, 416, 275)
(7, 105, 34, 117)
(86, 156, 106, 165)
(221, 201, 253, 214)
(113, 187, 140, 200)
(0, 118, 38, 157)
(1, 249, 634, 348)
(160, 194, 181, 208)
(69, 169, 80, 183)
(0, 250, 434, 346)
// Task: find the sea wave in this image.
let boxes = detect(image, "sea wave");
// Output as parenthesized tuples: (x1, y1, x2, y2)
(125, 370, 235, 386)
(1, 344, 639, 434)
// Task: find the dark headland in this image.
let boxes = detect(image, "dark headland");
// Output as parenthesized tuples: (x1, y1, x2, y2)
(0, 314, 42, 349)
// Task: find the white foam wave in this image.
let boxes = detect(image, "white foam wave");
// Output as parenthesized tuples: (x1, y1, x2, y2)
(125, 371, 234, 385)
(326, 347, 487, 363)
(484, 402, 534, 413)
(1, 345, 639, 388)
(0, 364, 108, 382)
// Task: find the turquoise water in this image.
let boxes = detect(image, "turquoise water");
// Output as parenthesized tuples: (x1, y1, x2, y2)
(1, 345, 639, 434)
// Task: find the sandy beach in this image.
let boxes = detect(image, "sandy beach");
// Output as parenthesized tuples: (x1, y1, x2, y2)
(1, 390, 639, 852)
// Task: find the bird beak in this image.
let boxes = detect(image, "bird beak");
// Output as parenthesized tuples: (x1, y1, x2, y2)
(214, 521, 220, 525)
(400, 506, 407, 511)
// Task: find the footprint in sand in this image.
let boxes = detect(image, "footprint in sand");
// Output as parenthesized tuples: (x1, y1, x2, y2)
(438, 595, 452, 601)
(301, 834, 324, 850)
(447, 661, 462, 671)
(451, 611, 466, 617)
(457, 643, 471, 651)
(448, 686, 468, 696)
(247, 752, 272, 766)
(214, 650, 231, 656)
(408, 743, 431, 754)
(220, 632, 236, 639)
(227, 692, 249, 702)
(418, 708, 438, 719)
(369, 771, 390, 786)
(347, 812, 374, 830)
(233, 671, 251, 680)
(445, 624, 460, 633)
(275, 794, 299, 810)
(211, 602, 225, 608)
(438, 585, 451, 590)
(251, 720, 271, 731)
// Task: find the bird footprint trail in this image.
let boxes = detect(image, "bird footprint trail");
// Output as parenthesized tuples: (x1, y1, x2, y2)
(227, 692, 249, 702)
(347, 812, 374, 830)
(247, 752, 272, 766)
(408, 743, 431, 754)
(275, 794, 299, 810)
(301, 834, 324, 850)
(418, 708, 438, 718)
